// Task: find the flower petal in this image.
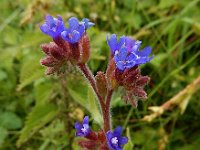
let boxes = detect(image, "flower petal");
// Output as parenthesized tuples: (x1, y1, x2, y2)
(74, 122, 82, 130)
(68, 17, 79, 30)
(83, 116, 89, 124)
(125, 37, 135, 51)
(113, 126, 123, 136)
(116, 61, 125, 71)
(117, 47, 128, 60)
(81, 18, 95, 29)
(139, 46, 152, 57)
(119, 137, 128, 145)
(107, 34, 118, 53)
(131, 40, 142, 52)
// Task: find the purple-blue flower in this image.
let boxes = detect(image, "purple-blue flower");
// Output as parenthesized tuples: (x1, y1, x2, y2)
(107, 34, 153, 71)
(107, 34, 125, 55)
(75, 116, 90, 137)
(81, 18, 95, 30)
(61, 17, 85, 44)
(106, 126, 128, 150)
(40, 15, 65, 39)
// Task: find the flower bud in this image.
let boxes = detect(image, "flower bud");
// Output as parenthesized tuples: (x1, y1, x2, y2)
(78, 140, 99, 149)
(106, 58, 118, 89)
(136, 76, 150, 87)
(69, 43, 80, 64)
(124, 91, 138, 107)
(97, 130, 106, 143)
(53, 36, 67, 50)
(40, 56, 58, 67)
(95, 71, 107, 99)
(86, 131, 98, 140)
(45, 67, 57, 75)
(80, 34, 90, 63)
(49, 46, 65, 60)
(133, 88, 147, 99)
(40, 43, 51, 55)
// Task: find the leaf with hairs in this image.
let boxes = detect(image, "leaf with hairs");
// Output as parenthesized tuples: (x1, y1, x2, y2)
(17, 103, 58, 147)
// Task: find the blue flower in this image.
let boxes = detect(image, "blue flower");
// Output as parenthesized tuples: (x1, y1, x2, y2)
(81, 18, 95, 30)
(107, 34, 153, 71)
(40, 15, 65, 38)
(107, 34, 125, 55)
(75, 116, 90, 137)
(106, 126, 128, 150)
(61, 17, 85, 44)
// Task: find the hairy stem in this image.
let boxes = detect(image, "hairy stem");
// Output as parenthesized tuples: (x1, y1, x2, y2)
(78, 63, 105, 107)
(103, 90, 113, 132)
(78, 63, 114, 133)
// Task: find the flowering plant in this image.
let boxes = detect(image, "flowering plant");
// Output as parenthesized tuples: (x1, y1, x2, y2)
(39, 15, 153, 150)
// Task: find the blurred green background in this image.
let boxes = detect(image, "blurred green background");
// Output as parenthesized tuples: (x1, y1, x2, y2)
(0, 0, 200, 149)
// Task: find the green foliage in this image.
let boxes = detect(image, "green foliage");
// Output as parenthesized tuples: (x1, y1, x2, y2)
(17, 103, 58, 147)
(67, 75, 103, 125)
(0, 111, 22, 130)
(0, 0, 200, 149)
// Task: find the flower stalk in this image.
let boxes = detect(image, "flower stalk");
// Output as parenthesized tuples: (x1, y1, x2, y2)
(78, 63, 113, 132)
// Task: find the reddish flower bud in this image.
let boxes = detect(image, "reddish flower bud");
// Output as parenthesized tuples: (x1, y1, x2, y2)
(95, 71, 108, 99)
(97, 130, 106, 143)
(133, 88, 147, 99)
(80, 34, 90, 63)
(40, 43, 51, 55)
(53, 36, 67, 50)
(100, 144, 109, 150)
(106, 58, 118, 89)
(115, 69, 123, 85)
(78, 140, 99, 149)
(124, 91, 138, 107)
(86, 131, 98, 141)
(45, 67, 57, 75)
(136, 76, 150, 87)
(69, 43, 80, 64)
(40, 56, 58, 67)
(49, 46, 65, 60)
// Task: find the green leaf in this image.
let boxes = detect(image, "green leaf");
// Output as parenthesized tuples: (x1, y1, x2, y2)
(123, 127, 134, 150)
(0, 69, 7, 81)
(67, 76, 102, 125)
(159, 0, 178, 9)
(87, 85, 103, 125)
(17, 103, 58, 147)
(34, 79, 56, 105)
(150, 53, 168, 69)
(0, 111, 22, 130)
(17, 56, 44, 91)
(0, 126, 8, 146)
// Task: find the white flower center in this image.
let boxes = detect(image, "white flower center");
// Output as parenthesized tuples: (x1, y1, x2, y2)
(115, 50, 119, 55)
(111, 137, 118, 145)
(81, 124, 88, 133)
(81, 127, 86, 133)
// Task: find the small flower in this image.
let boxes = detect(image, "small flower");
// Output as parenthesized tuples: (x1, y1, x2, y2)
(107, 34, 153, 71)
(40, 15, 65, 38)
(61, 17, 85, 44)
(81, 18, 95, 30)
(106, 126, 128, 150)
(75, 116, 90, 137)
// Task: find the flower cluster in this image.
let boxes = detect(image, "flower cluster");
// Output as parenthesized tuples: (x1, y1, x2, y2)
(39, 14, 154, 150)
(75, 116, 128, 150)
(40, 15, 94, 42)
(107, 34, 153, 71)
(106, 34, 153, 107)
(40, 15, 94, 74)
